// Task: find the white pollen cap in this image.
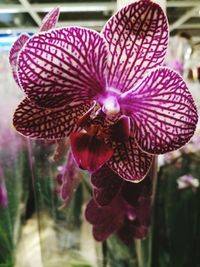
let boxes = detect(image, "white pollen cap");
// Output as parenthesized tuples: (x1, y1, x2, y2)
(102, 96, 120, 116)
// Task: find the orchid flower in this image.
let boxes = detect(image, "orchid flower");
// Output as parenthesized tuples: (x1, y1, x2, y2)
(10, 0, 198, 183)
(85, 165, 152, 243)
(55, 151, 81, 206)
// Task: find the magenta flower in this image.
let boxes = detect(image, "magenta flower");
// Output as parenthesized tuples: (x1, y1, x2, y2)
(0, 182, 7, 209)
(10, 0, 198, 182)
(54, 151, 81, 206)
(85, 165, 153, 243)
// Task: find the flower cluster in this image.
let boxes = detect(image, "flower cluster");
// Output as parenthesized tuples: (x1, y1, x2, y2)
(85, 164, 154, 243)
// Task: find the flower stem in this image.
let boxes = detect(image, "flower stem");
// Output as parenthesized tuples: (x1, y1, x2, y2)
(102, 241, 108, 267)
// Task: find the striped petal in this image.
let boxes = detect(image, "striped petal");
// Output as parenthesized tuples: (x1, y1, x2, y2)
(39, 8, 60, 32)
(107, 136, 153, 182)
(101, 0, 168, 93)
(18, 27, 108, 108)
(9, 33, 29, 86)
(13, 98, 92, 139)
(120, 67, 198, 154)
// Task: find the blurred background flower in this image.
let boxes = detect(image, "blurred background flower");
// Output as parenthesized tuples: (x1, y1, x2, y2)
(177, 174, 199, 190)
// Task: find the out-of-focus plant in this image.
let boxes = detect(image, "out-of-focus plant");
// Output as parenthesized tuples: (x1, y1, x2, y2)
(0, 167, 7, 209)
(153, 143, 200, 267)
(177, 174, 199, 190)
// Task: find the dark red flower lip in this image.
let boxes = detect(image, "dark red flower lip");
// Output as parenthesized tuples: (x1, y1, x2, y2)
(70, 132, 113, 173)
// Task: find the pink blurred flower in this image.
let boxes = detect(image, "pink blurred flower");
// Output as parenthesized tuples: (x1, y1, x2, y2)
(0, 167, 7, 208)
(85, 165, 153, 244)
(55, 151, 81, 206)
(177, 174, 199, 190)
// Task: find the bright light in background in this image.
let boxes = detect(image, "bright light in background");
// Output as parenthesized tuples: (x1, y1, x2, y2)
(0, 33, 33, 50)
(0, 3, 115, 13)
(0, 9, 19, 14)
(0, 35, 18, 50)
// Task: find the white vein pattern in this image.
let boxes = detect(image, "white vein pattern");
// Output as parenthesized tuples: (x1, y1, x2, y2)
(101, 0, 168, 93)
(120, 68, 198, 154)
(18, 28, 108, 108)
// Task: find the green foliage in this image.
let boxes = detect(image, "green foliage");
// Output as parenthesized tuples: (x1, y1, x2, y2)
(70, 259, 92, 267)
(0, 151, 26, 265)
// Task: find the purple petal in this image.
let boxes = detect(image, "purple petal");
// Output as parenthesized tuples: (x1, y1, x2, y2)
(91, 165, 123, 206)
(92, 223, 119, 242)
(18, 27, 108, 108)
(136, 197, 152, 225)
(118, 220, 148, 243)
(9, 33, 29, 86)
(70, 133, 113, 172)
(0, 170, 7, 209)
(101, 0, 168, 93)
(91, 165, 122, 188)
(93, 188, 116, 206)
(59, 151, 81, 204)
(107, 136, 153, 182)
(117, 221, 134, 244)
(85, 198, 114, 225)
(13, 98, 92, 139)
(0, 183, 7, 209)
(120, 67, 198, 154)
(121, 173, 152, 206)
(39, 8, 60, 32)
(85, 198, 124, 241)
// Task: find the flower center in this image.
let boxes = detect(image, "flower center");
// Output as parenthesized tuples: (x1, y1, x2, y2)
(87, 124, 106, 140)
(102, 96, 120, 117)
